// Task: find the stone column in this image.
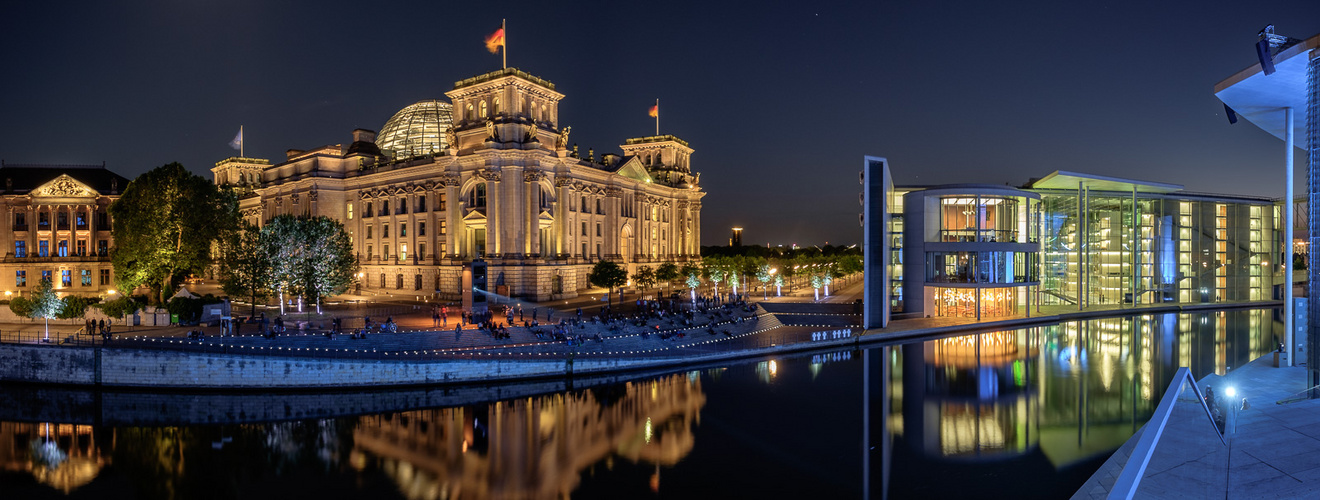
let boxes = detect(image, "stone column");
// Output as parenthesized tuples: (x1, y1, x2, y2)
(481, 169, 500, 257)
(444, 175, 461, 259)
(554, 178, 570, 256)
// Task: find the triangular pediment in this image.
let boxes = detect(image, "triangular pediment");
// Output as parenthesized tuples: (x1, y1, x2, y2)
(32, 175, 98, 198)
(462, 209, 488, 222)
(615, 157, 654, 184)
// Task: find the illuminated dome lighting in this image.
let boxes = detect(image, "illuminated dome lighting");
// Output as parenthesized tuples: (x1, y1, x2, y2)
(376, 99, 454, 158)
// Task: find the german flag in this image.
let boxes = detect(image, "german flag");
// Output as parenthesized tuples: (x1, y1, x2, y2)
(485, 26, 505, 54)
(648, 103, 659, 118)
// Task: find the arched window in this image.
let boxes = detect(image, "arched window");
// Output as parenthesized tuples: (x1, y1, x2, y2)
(480, 100, 488, 118)
(493, 97, 501, 115)
(541, 104, 547, 122)
(466, 103, 474, 120)
(473, 184, 487, 207)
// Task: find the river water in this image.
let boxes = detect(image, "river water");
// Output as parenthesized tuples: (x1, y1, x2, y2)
(0, 308, 1283, 499)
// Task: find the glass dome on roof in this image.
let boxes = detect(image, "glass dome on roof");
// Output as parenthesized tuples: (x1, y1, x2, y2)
(376, 99, 454, 158)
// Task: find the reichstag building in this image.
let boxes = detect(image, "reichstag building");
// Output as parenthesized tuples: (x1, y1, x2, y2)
(213, 67, 704, 301)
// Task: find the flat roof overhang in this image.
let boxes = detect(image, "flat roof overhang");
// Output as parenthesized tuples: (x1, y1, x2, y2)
(1214, 34, 1320, 144)
(1028, 170, 1183, 193)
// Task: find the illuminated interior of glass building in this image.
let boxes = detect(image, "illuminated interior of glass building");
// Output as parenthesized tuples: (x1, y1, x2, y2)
(891, 171, 1280, 320)
(375, 99, 455, 159)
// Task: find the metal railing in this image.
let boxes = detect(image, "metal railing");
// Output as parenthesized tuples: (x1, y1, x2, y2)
(1107, 367, 1227, 499)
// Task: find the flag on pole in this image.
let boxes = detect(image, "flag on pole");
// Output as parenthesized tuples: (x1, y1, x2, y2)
(485, 26, 506, 54)
(229, 128, 243, 151)
(648, 103, 659, 118)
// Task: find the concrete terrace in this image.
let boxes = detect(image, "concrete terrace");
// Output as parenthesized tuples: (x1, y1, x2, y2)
(1074, 354, 1320, 499)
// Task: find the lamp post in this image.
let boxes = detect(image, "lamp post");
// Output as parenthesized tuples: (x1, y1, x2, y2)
(1225, 386, 1238, 434)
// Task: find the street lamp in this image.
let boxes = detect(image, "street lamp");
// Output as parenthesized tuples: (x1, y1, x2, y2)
(1225, 387, 1238, 433)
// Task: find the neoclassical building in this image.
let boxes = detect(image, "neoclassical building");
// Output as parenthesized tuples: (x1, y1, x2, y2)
(214, 67, 704, 301)
(0, 162, 128, 297)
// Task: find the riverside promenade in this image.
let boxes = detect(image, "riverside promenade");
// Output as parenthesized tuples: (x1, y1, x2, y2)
(1073, 354, 1320, 499)
(0, 279, 1283, 390)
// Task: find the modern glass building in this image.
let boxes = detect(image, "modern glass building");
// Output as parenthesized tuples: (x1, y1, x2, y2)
(886, 170, 1281, 320)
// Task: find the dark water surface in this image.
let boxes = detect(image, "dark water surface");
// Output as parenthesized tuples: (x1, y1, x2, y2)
(0, 309, 1282, 499)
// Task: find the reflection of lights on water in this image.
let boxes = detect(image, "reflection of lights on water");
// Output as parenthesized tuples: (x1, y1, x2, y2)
(645, 418, 653, 444)
(769, 360, 778, 376)
(462, 439, 468, 454)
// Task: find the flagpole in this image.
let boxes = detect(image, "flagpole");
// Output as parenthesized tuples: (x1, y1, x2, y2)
(240, 125, 244, 157)
(655, 99, 659, 136)
(502, 19, 507, 70)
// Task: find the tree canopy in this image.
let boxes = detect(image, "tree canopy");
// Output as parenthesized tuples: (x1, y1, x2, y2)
(110, 163, 237, 303)
(588, 260, 628, 307)
(259, 215, 357, 313)
(29, 278, 63, 341)
(218, 222, 271, 316)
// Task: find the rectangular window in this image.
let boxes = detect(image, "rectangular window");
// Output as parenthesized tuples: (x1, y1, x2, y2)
(367, 245, 373, 259)
(400, 223, 407, 237)
(15, 241, 25, 258)
(38, 241, 48, 257)
(417, 196, 427, 213)
(80, 269, 91, 286)
(582, 243, 587, 257)
(582, 222, 588, 235)
(383, 224, 389, 238)
(418, 222, 426, 236)
(398, 198, 408, 215)
(365, 202, 373, 217)
(76, 212, 87, 228)
(439, 220, 447, 235)
(61, 270, 71, 287)
(97, 240, 108, 256)
(38, 212, 48, 228)
(419, 243, 426, 260)
(16, 270, 26, 287)
(58, 240, 68, 257)
(14, 213, 25, 228)
(437, 194, 446, 211)
(42, 270, 51, 284)
(596, 223, 602, 237)
(366, 226, 373, 239)
(380, 200, 389, 216)
(440, 243, 447, 254)
(400, 244, 408, 260)
(99, 269, 109, 285)
(57, 212, 68, 229)
(384, 244, 391, 258)
(76, 240, 86, 256)
(347, 203, 354, 220)
(596, 243, 601, 256)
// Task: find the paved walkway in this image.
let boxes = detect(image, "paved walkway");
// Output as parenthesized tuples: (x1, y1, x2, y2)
(1074, 354, 1320, 499)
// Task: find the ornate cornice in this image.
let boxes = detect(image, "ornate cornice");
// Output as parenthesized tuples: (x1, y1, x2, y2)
(441, 173, 462, 187)
(605, 187, 624, 198)
(523, 169, 545, 183)
(476, 169, 502, 181)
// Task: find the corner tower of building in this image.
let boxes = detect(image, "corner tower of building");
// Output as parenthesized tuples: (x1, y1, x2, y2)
(445, 68, 565, 152)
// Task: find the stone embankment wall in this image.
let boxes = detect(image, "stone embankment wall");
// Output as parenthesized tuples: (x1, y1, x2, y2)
(0, 344, 697, 389)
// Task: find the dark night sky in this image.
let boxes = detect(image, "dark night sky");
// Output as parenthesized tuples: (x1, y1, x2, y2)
(3, 1, 1320, 247)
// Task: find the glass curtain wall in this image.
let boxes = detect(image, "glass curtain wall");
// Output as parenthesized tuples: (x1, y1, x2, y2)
(1041, 192, 1275, 308)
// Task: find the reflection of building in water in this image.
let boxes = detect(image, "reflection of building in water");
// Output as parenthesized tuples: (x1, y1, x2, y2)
(0, 422, 105, 493)
(897, 329, 1042, 460)
(889, 311, 1282, 470)
(352, 373, 705, 499)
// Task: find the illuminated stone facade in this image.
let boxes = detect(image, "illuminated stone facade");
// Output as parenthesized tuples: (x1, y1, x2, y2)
(0, 163, 126, 297)
(214, 68, 704, 300)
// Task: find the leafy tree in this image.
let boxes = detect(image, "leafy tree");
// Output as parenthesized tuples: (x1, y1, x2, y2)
(704, 258, 727, 296)
(56, 296, 95, 320)
(95, 295, 146, 319)
(29, 279, 63, 342)
(260, 215, 358, 315)
(682, 263, 702, 303)
(8, 296, 32, 318)
(756, 264, 774, 299)
(632, 265, 657, 292)
(588, 260, 628, 308)
(218, 222, 271, 317)
(655, 262, 680, 294)
(110, 163, 238, 304)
